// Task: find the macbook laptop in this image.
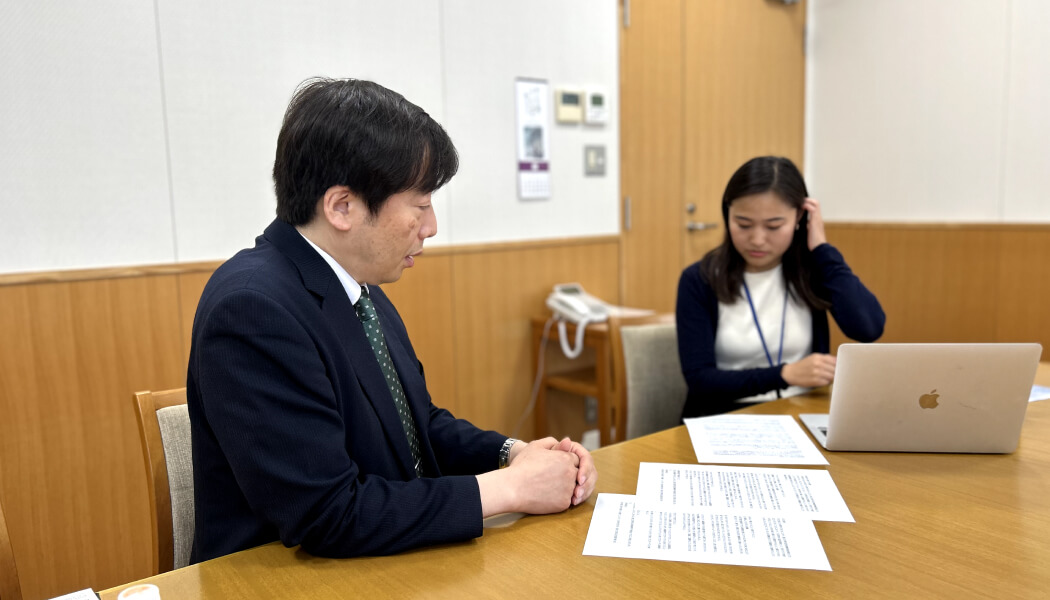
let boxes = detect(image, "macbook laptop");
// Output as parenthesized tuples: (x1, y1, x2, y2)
(799, 343, 1042, 453)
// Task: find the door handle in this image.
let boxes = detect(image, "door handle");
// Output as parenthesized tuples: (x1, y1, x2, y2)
(686, 222, 718, 232)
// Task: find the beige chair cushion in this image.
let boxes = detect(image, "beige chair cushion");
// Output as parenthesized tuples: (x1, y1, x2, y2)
(157, 404, 194, 570)
(622, 323, 688, 440)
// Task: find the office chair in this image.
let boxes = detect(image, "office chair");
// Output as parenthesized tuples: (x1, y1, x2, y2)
(609, 314, 687, 440)
(133, 388, 193, 574)
(0, 493, 22, 600)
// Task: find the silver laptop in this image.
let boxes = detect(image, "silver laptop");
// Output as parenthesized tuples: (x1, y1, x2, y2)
(800, 343, 1042, 453)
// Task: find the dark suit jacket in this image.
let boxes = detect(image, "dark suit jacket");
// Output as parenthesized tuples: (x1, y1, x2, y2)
(187, 219, 506, 563)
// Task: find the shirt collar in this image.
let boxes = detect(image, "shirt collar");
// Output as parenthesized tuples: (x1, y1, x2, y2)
(297, 231, 366, 305)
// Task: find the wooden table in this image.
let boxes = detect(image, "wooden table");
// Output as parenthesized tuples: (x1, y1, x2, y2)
(102, 364, 1050, 599)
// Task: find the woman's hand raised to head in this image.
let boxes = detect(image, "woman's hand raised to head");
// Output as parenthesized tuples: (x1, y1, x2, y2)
(802, 197, 827, 251)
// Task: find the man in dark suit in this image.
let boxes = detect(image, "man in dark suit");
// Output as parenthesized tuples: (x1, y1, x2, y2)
(187, 78, 597, 563)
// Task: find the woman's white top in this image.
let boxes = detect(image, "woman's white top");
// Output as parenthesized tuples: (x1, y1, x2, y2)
(715, 264, 813, 403)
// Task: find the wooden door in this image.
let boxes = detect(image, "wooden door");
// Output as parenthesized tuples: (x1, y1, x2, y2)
(682, 0, 807, 267)
(620, 0, 807, 310)
(619, 0, 684, 312)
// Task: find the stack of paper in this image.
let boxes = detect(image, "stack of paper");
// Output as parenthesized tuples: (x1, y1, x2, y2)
(583, 415, 850, 571)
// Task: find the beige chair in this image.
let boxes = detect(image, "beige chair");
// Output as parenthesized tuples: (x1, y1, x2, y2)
(0, 494, 22, 600)
(133, 388, 194, 574)
(610, 314, 688, 441)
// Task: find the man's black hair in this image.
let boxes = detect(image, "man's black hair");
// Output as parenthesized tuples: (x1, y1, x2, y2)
(273, 78, 459, 225)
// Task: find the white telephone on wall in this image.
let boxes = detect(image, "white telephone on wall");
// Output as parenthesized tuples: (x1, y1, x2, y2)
(546, 283, 611, 359)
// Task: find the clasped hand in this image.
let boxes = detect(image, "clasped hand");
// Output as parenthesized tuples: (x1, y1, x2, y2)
(506, 437, 597, 513)
(476, 435, 597, 518)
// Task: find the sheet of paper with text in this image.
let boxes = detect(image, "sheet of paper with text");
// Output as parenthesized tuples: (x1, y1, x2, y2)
(583, 493, 832, 571)
(634, 462, 853, 522)
(684, 414, 828, 465)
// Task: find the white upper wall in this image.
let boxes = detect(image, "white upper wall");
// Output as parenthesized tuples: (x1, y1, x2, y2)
(0, 0, 620, 274)
(1002, 0, 1050, 221)
(158, 0, 449, 262)
(805, 0, 1050, 223)
(442, 0, 620, 244)
(0, 2, 175, 272)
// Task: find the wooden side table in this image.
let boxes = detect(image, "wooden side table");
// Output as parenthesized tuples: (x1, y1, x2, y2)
(530, 317, 616, 446)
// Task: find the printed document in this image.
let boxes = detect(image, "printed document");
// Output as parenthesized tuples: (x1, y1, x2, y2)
(1030, 385, 1050, 402)
(49, 590, 98, 600)
(684, 414, 828, 465)
(635, 463, 853, 522)
(583, 493, 832, 571)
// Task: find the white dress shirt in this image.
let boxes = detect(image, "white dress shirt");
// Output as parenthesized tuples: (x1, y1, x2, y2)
(298, 232, 366, 304)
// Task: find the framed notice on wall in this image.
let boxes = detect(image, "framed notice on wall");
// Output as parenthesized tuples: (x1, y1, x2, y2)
(515, 78, 551, 199)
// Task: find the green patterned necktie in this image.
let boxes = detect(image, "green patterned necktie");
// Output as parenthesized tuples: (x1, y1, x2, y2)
(354, 287, 423, 477)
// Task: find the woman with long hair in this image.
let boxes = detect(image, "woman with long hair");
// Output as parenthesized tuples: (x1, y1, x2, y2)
(676, 156, 885, 418)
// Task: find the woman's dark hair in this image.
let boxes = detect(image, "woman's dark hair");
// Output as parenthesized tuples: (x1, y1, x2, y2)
(700, 156, 830, 311)
(273, 78, 459, 225)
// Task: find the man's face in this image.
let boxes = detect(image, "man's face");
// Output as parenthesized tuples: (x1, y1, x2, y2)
(347, 189, 437, 285)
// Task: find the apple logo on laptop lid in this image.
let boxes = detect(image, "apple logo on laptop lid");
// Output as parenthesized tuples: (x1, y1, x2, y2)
(918, 389, 940, 409)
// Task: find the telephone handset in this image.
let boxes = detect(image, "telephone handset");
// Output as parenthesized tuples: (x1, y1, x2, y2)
(546, 283, 610, 324)
(546, 283, 611, 358)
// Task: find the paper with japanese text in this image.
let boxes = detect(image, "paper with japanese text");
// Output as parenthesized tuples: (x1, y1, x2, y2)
(684, 414, 828, 465)
(582, 493, 831, 571)
(635, 463, 853, 522)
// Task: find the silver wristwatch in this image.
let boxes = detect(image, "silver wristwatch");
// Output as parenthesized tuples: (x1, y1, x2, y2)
(498, 437, 519, 469)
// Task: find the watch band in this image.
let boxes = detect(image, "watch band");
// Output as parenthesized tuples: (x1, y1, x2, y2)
(498, 437, 519, 469)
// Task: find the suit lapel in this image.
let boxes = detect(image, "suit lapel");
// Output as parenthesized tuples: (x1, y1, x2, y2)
(263, 219, 419, 478)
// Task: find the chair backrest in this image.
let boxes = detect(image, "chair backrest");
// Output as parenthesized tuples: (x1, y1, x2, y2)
(0, 494, 22, 600)
(133, 388, 193, 574)
(610, 314, 687, 440)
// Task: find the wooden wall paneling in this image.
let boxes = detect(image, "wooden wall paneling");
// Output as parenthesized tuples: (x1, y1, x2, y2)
(619, 0, 684, 312)
(825, 225, 1003, 351)
(0, 262, 215, 287)
(995, 229, 1050, 360)
(176, 271, 214, 365)
(0, 276, 186, 599)
(450, 241, 620, 438)
(379, 254, 457, 416)
(682, 0, 807, 268)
